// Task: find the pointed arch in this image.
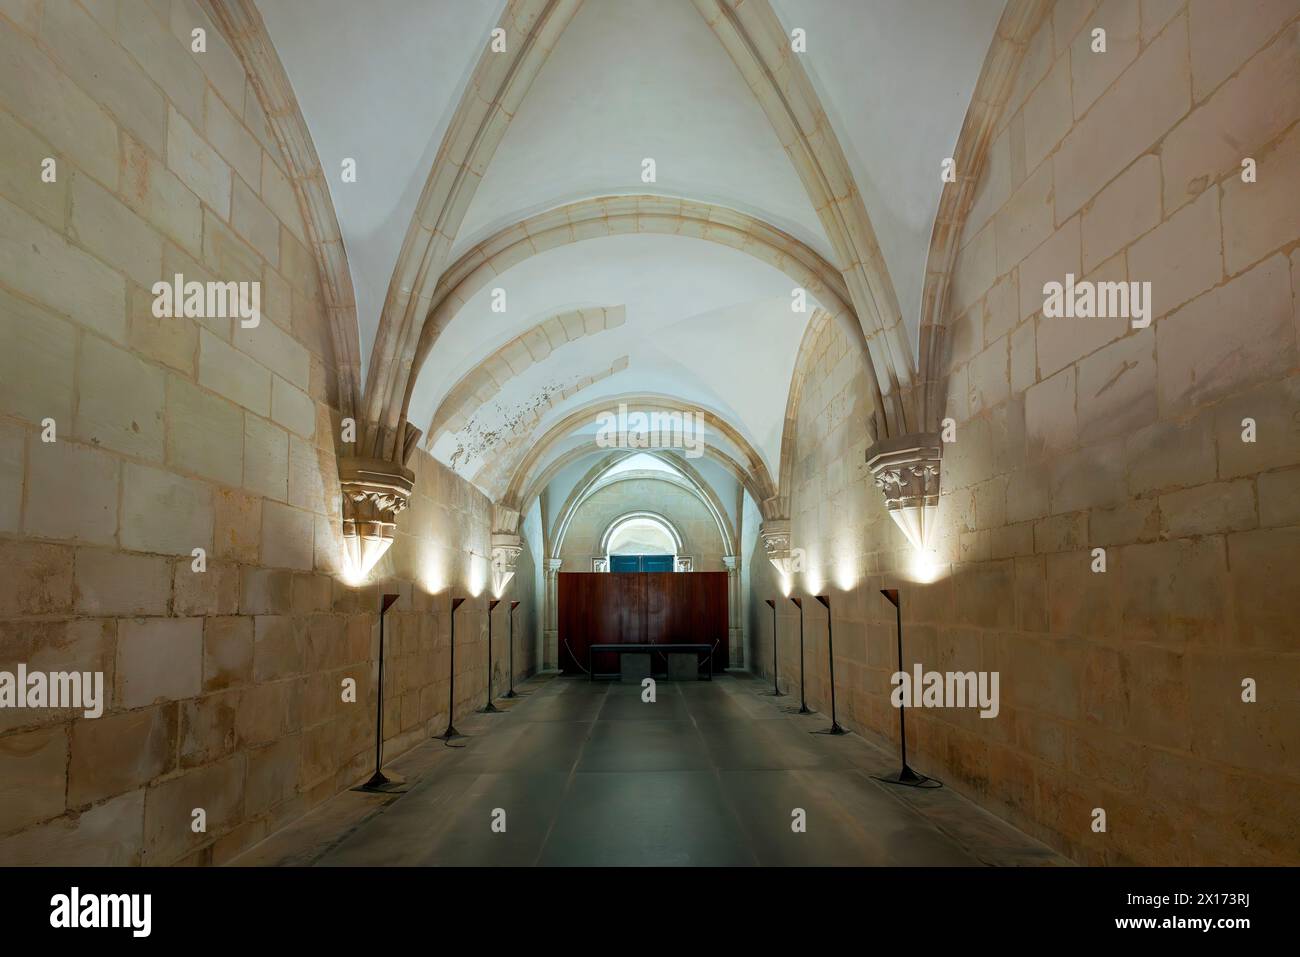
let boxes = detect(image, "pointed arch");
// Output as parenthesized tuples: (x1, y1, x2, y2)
(775, 307, 841, 515)
(204, 0, 362, 417)
(399, 195, 880, 456)
(429, 306, 625, 441)
(601, 512, 682, 555)
(360, 0, 933, 469)
(449, 353, 630, 492)
(691, 0, 917, 437)
(361, 0, 584, 462)
(916, 0, 1051, 431)
(499, 393, 779, 520)
(519, 439, 768, 544)
(548, 450, 737, 561)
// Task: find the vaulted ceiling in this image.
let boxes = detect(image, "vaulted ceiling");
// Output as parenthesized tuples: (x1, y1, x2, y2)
(256, 0, 1004, 509)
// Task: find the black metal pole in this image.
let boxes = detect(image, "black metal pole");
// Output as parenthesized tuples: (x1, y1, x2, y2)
(359, 593, 400, 790)
(790, 596, 810, 714)
(895, 598, 907, 766)
(763, 599, 784, 696)
(505, 600, 520, 697)
(482, 599, 502, 713)
(375, 607, 385, 766)
(772, 602, 779, 692)
(815, 595, 846, 734)
(374, 606, 385, 770)
(875, 589, 930, 785)
(437, 597, 465, 740)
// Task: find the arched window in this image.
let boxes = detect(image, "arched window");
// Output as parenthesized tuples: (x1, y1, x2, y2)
(600, 512, 682, 572)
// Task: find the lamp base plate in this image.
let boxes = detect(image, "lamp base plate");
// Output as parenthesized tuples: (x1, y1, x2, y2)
(874, 765, 936, 788)
(353, 770, 407, 794)
(812, 722, 848, 736)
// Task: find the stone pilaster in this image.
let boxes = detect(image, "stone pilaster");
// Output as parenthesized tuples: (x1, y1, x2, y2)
(543, 558, 562, 670)
(723, 555, 742, 668)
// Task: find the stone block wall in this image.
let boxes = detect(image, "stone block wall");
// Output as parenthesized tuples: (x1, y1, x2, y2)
(749, 0, 1300, 865)
(0, 1, 536, 864)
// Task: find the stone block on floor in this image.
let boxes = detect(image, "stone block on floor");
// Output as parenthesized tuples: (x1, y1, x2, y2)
(667, 652, 700, 681)
(619, 653, 651, 682)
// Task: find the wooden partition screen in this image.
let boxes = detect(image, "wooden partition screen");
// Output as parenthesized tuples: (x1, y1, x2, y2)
(557, 572, 728, 675)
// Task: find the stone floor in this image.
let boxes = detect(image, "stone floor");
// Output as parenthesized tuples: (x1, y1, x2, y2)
(233, 673, 1068, 867)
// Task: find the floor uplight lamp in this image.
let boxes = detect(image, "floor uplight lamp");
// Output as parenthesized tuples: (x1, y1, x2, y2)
(358, 593, 401, 791)
(481, 598, 502, 714)
(813, 595, 846, 735)
(763, 599, 784, 696)
(875, 589, 934, 786)
(437, 597, 466, 740)
(789, 596, 811, 714)
(505, 600, 520, 698)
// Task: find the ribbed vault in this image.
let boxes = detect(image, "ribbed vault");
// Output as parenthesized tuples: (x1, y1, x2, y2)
(246, 0, 1010, 531)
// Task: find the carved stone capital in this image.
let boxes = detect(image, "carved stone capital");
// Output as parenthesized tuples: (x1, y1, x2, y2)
(759, 519, 795, 575)
(491, 532, 523, 565)
(490, 532, 523, 594)
(865, 432, 943, 552)
(338, 456, 415, 577)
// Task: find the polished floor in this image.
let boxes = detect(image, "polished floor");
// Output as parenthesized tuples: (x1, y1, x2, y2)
(235, 673, 1066, 867)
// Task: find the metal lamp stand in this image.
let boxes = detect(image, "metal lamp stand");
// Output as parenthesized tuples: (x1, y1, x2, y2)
(812, 595, 846, 735)
(357, 593, 402, 791)
(505, 600, 521, 698)
(788, 596, 812, 714)
(481, 598, 502, 713)
(874, 589, 934, 786)
(762, 598, 784, 696)
(436, 597, 466, 740)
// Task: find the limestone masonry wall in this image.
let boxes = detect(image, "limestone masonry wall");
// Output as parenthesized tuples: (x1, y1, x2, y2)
(0, 1, 537, 864)
(2, 0, 1297, 869)
(749, 0, 1300, 865)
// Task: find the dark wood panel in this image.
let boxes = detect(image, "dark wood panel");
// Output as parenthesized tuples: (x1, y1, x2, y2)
(558, 572, 728, 675)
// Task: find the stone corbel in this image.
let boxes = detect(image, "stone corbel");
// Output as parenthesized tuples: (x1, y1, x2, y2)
(759, 519, 796, 575)
(338, 456, 415, 578)
(490, 532, 524, 595)
(865, 432, 942, 552)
